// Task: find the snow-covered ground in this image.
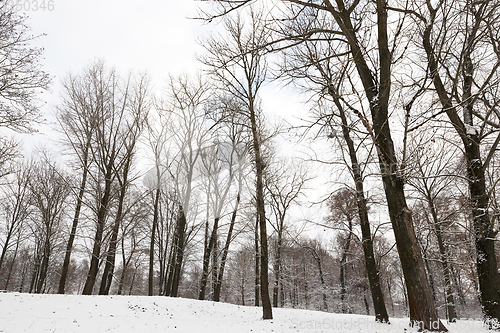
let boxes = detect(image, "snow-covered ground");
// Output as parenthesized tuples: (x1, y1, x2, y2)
(0, 292, 490, 332)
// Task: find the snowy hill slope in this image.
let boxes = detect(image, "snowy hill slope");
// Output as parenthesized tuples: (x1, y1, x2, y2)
(0, 293, 490, 333)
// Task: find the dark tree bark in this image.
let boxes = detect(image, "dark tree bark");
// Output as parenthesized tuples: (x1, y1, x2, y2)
(117, 237, 132, 296)
(58, 140, 90, 294)
(211, 233, 219, 299)
(328, 86, 389, 322)
(199, 216, 220, 300)
(272, 224, 283, 308)
(339, 216, 353, 314)
(321, 1, 445, 329)
(82, 163, 113, 295)
(421, 2, 500, 322)
(98, 159, 131, 295)
(250, 96, 273, 319)
(164, 245, 175, 296)
(166, 205, 187, 297)
(310, 247, 328, 312)
(213, 191, 240, 302)
(149, 188, 160, 296)
(254, 216, 260, 308)
(35, 238, 50, 294)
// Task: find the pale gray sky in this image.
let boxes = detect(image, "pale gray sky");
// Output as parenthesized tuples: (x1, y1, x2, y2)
(23, 0, 304, 137)
(27, 1, 204, 84)
(18, 1, 213, 148)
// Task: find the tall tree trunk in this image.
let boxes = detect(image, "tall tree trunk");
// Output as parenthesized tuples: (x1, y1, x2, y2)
(158, 206, 171, 296)
(329, 89, 389, 322)
(35, 238, 50, 294)
(422, 9, 500, 322)
(330, 2, 444, 329)
(241, 275, 245, 306)
(249, 97, 272, 320)
(339, 218, 352, 314)
(19, 257, 28, 293)
(254, 216, 260, 307)
(82, 165, 113, 295)
(29, 247, 41, 293)
(164, 244, 175, 296)
(129, 268, 137, 295)
(117, 271, 125, 296)
(273, 224, 283, 308)
(199, 217, 220, 300)
(464, 127, 500, 323)
(98, 174, 129, 295)
(213, 191, 240, 302)
(58, 140, 90, 294)
(149, 188, 161, 296)
(117, 238, 127, 296)
(428, 200, 457, 322)
(0, 225, 14, 273)
(211, 233, 219, 299)
(169, 205, 186, 297)
(463, 51, 500, 324)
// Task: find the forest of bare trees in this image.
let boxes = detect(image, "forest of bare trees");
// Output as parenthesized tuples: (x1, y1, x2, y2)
(0, 0, 499, 331)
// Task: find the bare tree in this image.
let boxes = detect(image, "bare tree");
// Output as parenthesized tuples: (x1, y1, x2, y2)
(116, 196, 149, 296)
(98, 74, 149, 295)
(161, 74, 212, 297)
(405, 134, 463, 322)
(28, 158, 70, 294)
(265, 159, 309, 308)
(412, 0, 500, 322)
(197, 102, 249, 301)
(276, 25, 390, 320)
(0, 1, 51, 133)
(203, 1, 444, 328)
(200, 8, 273, 319)
(197, 142, 233, 300)
(56, 68, 97, 294)
(0, 161, 32, 273)
(212, 109, 251, 302)
(144, 118, 167, 296)
(73, 61, 149, 295)
(326, 189, 357, 313)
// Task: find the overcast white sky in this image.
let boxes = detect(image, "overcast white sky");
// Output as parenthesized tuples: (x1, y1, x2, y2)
(22, 0, 305, 142)
(27, 1, 203, 84)
(21, 1, 209, 147)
